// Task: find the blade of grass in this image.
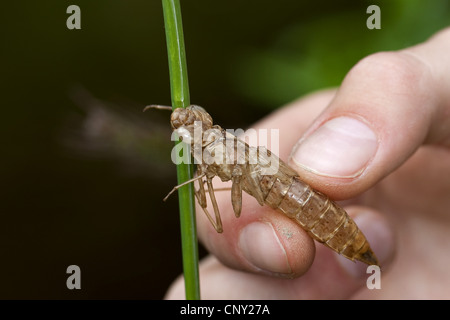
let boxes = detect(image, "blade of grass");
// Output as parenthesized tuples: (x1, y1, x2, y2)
(161, 0, 200, 300)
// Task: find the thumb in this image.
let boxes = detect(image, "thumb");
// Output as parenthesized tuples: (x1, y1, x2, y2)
(289, 28, 450, 199)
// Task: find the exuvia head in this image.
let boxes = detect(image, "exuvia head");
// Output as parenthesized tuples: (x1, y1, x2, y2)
(170, 105, 213, 131)
(144, 104, 215, 145)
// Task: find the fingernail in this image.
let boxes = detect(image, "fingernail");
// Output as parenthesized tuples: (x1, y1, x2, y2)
(239, 222, 292, 275)
(337, 213, 394, 278)
(292, 117, 378, 178)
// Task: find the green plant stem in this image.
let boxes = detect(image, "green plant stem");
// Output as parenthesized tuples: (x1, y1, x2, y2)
(161, 0, 200, 300)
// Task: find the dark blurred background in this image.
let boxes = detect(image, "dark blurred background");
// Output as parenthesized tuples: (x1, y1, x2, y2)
(1, 0, 448, 299)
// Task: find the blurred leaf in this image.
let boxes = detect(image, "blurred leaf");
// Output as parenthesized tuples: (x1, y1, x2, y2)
(232, 0, 450, 109)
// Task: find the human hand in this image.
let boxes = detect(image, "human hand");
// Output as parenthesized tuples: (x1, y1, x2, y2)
(165, 27, 450, 299)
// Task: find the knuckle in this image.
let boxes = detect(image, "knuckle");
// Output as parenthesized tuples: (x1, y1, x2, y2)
(348, 51, 433, 97)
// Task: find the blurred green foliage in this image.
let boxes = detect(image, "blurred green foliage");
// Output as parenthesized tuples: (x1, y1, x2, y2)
(232, 0, 450, 108)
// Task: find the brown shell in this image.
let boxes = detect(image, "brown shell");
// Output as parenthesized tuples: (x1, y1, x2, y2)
(170, 105, 379, 266)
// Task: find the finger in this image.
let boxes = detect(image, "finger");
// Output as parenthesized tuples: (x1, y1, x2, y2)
(196, 167, 316, 278)
(196, 91, 335, 278)
(167, 207, 393, 299)
(289, 28, 450, 200)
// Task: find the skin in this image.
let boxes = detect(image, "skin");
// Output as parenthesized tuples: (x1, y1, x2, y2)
(165, 27, 450, 299)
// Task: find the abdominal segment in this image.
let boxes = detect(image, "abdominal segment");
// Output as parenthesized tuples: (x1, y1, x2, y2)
(258, 173, 379, 266)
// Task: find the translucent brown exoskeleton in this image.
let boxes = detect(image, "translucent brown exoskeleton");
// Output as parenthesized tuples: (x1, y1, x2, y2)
(147, 104, 379, 266)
